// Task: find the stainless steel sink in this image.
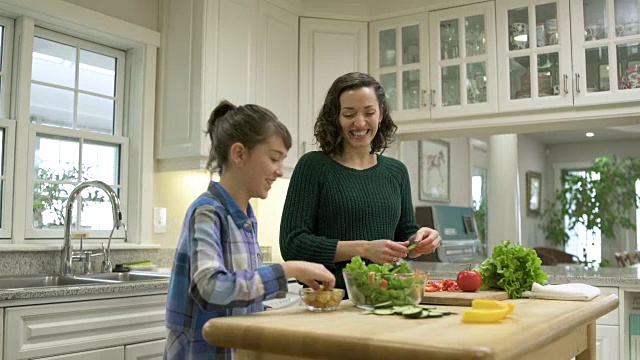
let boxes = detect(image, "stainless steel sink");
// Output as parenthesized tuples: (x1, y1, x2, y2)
(0, 271, 170, 290)
(0, 275, 99, 290)
(78, 271, 171, 282)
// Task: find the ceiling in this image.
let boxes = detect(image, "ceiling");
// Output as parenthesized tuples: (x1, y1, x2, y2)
(524, 124, 640, 145)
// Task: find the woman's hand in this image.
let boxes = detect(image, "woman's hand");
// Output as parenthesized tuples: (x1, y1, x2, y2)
(363, 239, 410, 265)
(281, 261, 336, 290)
(408, 227, 441, 257)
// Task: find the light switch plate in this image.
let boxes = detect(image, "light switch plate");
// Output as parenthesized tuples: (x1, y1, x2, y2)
(153, 207, 167, 233)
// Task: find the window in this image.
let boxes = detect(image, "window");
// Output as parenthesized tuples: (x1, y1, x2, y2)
(27, 28, 127, 239)
(564, 169, 602, 264)
(0, 16, 13, 241)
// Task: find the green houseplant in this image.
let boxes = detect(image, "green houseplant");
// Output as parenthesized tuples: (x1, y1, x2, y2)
(33, 164, 105, 229)
(540, 156, 640, 257)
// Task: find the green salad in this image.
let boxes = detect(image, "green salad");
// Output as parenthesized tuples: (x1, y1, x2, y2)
(343, 256, 425, 306)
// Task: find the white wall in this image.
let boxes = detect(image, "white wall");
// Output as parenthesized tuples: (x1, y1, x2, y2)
(517, 134, 546, 249)
(62, 0, 159, 31)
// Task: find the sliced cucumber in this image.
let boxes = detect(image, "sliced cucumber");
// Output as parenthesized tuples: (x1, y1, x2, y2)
(402, 308, 423, 318)
(373, 308, 396, 315)
(361, 310, 373, 315)
(374, 301, 393, 308)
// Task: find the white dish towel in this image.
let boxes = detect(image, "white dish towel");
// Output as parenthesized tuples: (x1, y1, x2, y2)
(522, 283, 601, 301)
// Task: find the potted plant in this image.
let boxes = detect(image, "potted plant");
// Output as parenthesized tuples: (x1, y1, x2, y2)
(540, 156, 640, 265)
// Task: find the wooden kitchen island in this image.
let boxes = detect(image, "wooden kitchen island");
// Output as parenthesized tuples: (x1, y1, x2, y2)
(203, 294, 618, 360)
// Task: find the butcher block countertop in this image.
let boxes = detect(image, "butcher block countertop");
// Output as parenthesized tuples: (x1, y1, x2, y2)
(203, 294, 618, 360)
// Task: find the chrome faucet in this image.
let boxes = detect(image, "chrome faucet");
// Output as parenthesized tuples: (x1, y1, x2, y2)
(60, 180, 122, 276)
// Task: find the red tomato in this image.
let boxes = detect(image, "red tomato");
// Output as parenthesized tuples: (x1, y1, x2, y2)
(457, 267, 482, 292)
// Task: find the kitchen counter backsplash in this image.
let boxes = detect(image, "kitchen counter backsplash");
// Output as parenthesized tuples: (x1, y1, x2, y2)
(0, 248, 176, 276)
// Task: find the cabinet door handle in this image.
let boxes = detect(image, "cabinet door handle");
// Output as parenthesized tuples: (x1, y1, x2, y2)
(421, 89, 427, 107)
(430, 89, 436, 107)
(575, 73, 581, 93)
(563, 74, 569, 94)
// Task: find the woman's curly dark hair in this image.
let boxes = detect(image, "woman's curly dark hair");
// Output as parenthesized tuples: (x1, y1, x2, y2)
(314, 72, 397, 156)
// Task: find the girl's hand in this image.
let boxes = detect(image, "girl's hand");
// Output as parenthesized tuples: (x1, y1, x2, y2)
(408, 227, 441, 257)
(364, 239, 409, 264)
(282, 261, 336, 290)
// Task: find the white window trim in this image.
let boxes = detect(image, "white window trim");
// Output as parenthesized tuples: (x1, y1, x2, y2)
(25, 124, 129, 240)
(0, 118, 15, 242)
(7, 1, 158, 247)
(0, 16, 14, 119)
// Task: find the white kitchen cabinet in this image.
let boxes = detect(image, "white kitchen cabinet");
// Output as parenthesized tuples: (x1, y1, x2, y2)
(34, 346, 125, 360)
(298, 18, 368, 155)
(496, 0, 574, 112)
(497, 0, 640, 113)
(429, 1, 498, 118)
(124, 339, 166, 360)
(155, 0, 259, 170)
(596, 324, 620, 360)
(256, 1, 299, 172)
(570, 0, 640, 106)
(4, 295, 166, 360)
(370, 13, 430, 122)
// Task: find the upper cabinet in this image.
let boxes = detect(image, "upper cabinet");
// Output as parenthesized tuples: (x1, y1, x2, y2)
(497, 0, 640, 112)
(370, 2, 498, 121)
(156, 0, 298, 171)
(256, 1, 299, 171)
(570, 0, 640, 106)
(429, 1, 498, 118)
(497, 0, 574, 112)
(370, 14, 430, 122)
(298, 18, 368, 155)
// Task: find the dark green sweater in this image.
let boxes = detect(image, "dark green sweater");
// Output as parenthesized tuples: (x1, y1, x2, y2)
(279, 151, 419, 289)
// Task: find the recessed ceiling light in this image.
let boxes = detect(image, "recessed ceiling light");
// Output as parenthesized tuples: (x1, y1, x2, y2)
(585, 132, 595, 137)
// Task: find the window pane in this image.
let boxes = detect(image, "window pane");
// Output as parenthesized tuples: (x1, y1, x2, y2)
(32, 37, 76, 88)
(34, 136, 80, 181)
(467, 62, 487, 104)
(379, 72, 397, 111)
(402, 25, 419, 64)
(617, 43, 640, 90)
(77, 93, 114, 134)
(0, 128, 4, 176)
(402, 70, 420, 109)
(585, 46, 609, 92)
(30, 84, 74, 128)
(79, 188, 118, 230)
(440, 19, 459, 60)
(82, 142, 120, 185)
(33, 183, 74, 229)
(441, 65, 461, 106)
(79, 49, 116, 96)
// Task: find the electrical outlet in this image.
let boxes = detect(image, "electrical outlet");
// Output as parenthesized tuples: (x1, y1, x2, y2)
(154, 207, 167, 233)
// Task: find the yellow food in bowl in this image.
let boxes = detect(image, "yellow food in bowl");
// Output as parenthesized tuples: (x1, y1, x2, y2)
(299, 288, 344, 311)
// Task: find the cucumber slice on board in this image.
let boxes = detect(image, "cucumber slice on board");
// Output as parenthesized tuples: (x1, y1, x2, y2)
(373, 308, 396, 315)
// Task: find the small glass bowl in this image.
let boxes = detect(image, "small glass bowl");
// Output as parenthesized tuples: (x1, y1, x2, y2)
(299, 288, 345, 312)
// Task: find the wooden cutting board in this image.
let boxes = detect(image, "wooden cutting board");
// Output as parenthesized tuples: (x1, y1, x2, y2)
(421, 290, 509, 306)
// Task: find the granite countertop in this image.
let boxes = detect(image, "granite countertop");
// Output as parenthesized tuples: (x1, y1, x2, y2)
(0, 278, 169, 303)
(412, 262, 640, 287)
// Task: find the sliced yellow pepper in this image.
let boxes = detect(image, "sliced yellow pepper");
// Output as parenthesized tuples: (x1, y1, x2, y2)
(462, 308, 510, 323)
(471, 299, 516, 316)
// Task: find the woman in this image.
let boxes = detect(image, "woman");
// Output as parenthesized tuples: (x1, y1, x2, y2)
(279, 72, 441, 290)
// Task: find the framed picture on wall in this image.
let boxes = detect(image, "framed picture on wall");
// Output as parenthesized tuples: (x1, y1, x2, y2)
(526, 171, 542, 216)
(419, 140, 450, 202)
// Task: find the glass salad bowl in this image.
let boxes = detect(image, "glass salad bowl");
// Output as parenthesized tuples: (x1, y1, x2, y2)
(343, 271, 427, 310)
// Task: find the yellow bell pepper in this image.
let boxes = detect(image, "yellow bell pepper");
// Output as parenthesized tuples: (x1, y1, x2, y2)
(462, 308, 510, 323)
(471, 299, 516, 316)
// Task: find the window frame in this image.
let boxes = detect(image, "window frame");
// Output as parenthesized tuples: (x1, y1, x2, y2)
(0, 16, 14, 120)
(0, 118, 15, 242)
(25, 124, 129, 240)
(6, 1, 159, 246)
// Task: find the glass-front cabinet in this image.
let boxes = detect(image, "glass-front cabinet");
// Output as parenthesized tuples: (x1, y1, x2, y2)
(497, 0, 573, 112)
(370, 14, 429, 122)
(429, 1, 497, 118)
(570, 0, 640, 105)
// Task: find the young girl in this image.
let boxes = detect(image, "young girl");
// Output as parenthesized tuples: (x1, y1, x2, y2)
(164, 101, 335, 359)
